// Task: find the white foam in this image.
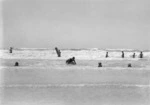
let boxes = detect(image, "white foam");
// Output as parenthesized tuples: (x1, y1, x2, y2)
(1, 83, 149, 88)
(0, 66, 149, 71)
(0, 49, 150, 60)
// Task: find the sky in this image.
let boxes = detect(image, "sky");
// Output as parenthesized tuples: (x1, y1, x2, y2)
(1, 0, 150, 49)
(0, 0, 2, 48)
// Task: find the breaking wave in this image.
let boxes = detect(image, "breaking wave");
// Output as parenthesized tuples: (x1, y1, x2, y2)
(1, 48, 150, 60)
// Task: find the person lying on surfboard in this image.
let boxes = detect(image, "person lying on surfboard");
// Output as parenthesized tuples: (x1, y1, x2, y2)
(66, 57, 76, 65)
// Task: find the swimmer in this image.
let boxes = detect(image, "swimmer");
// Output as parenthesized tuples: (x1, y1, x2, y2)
(14, 62, 19, 66)
(98, 62, 102, 67)
(128, 63, 132, 67)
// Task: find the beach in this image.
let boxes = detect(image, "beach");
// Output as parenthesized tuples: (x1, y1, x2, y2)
(0, 49, 150, 105)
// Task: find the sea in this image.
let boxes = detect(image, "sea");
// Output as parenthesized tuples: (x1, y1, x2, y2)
(0, 48, 150, 105)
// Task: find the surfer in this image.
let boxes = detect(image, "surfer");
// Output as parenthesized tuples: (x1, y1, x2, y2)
(121, 51, 124, 58)
(98, 62, 102, 67)
(66, 57, 76, 65)
(106, 52, 109, 58)
(139, 52, 143, 58)
(14, 62, 19, 66)
(55, 47, 61, 57)
(132, 53, 135, 58)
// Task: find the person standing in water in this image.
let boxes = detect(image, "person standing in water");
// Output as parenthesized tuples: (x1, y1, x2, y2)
(121, 51, 124, 58)
(9, 47, 13, 53)
(139, 52, 143, 58)
(132, 53, 136, 58)
(106, 52, 109, 58)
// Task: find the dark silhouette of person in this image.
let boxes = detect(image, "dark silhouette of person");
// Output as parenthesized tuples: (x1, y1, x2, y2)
(55, 47, 61, 57)
(121, 51, 124, 58)
(139, 52, 143, 58)
(58, 50, 61, 57)
(66, 57, 76, 65)
(9, 47, 13, 53)
(106, 52, 109, 58)
(14, 62, 19, 66)
(98, 62, 102, 67)
(128, 63, 132, 67)
(132, 53, 135, 58)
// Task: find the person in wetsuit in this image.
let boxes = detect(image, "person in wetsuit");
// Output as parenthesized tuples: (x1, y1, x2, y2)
(66, 57, 76, 65)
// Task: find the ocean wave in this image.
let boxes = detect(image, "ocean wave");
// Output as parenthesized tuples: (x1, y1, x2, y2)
(1, 48, 150, 51)
(0, 48, 150, 60)
(0, 66, 150, 71)
(17, 48, 50, 50)
(0, 83, 149, 88)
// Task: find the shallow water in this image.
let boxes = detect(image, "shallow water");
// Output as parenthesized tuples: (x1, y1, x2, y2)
(1, 85, 150, 105)
(0, 49, 150, 59)
(0, 49, 150, 105)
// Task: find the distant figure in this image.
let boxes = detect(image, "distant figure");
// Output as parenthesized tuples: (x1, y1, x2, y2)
(66, 57, 76, 65)
(121, 51, 124, 58)
(9, 47, 13, 53)
(14, 62, 19, 66)
(128, 63, 132, 67)
(132, 53, 136, 58)
(106, 52, 109, 58)
(58, 49, 61, 57)
(55, 47, 61, 57)
(139, 52, 143, 58)
(98, 62, 102, 67)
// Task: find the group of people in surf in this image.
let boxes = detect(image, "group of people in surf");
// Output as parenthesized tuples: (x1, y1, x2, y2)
(106, 51, 143, 58)
(66, 51, 144, 65)
(65, 51, 144, 67)
(9, 47, 144, 67)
